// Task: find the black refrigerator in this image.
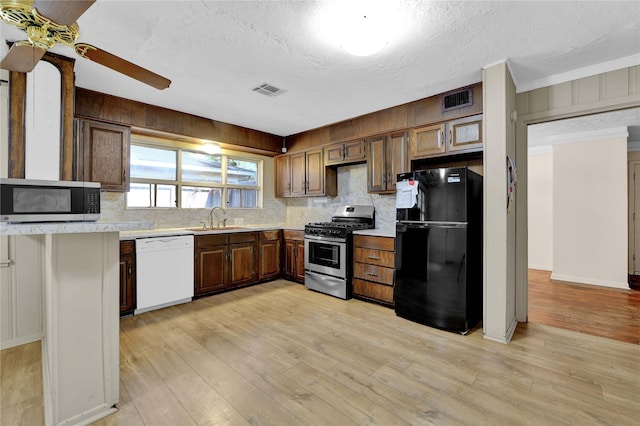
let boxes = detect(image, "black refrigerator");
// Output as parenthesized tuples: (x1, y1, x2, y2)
(394, 167, 482, 334)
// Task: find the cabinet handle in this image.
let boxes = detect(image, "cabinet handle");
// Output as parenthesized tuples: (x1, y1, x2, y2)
(450, 129, 453, 146)
(128, 266, 132, 276)
(367, 256, 380, 260)
(437, 130, 442, 148)
(367, 272, 378, 277)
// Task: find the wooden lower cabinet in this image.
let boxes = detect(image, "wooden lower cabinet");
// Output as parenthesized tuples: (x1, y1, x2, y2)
(283, 230, 305, 283)
(353, 235, 395, 306)
(119, 240, 136, 315)
(259, 230, 282, 281)
(195, 232, 258, 296)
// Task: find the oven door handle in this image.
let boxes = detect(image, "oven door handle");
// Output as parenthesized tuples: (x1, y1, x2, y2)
(304, 234, 346, 243)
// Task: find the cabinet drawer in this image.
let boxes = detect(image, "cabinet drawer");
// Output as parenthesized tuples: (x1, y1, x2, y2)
(354, 235, 394, 251)
(229, 232, 256, 244)
(354, 262, 394, 285)
(284, 230, 304, 241)
(353, 279, 394, 304)
(354, 247, 394, 268)
(196, 234, 228, 248)
(120, 240, 134, 255)
(259, 230, 281, 241)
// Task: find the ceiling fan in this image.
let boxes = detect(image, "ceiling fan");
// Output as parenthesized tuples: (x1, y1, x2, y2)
(0, 0, 171, 90)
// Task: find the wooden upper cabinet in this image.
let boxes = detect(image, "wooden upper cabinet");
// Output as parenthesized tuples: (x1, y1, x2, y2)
(275, 149, 336, 197)
(367, 132, 408, 193)
(77, 119, 131, 191)
(290, 152, 307, 196)
(324, 139, 366, 166)
(275, 155, 292, 197)
(447, 114, 483, 153)
(410, 123, 446, 160)
(305, 148, 325, 195)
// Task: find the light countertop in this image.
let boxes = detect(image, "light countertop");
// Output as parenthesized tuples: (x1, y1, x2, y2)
(120, 224, 287, 240)
(1, 221, 153, 236)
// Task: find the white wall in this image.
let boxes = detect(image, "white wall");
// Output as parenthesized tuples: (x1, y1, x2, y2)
(551, 131, 628, 288)
(527, 148, 553, 270)
(25, 61, 60, 180)
(482, 61, 518, 344)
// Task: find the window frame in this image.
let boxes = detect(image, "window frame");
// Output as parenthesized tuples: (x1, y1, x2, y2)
(127, 136, 263, 210)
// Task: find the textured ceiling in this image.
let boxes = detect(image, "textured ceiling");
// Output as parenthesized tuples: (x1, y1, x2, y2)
(1, 0, 639, 137)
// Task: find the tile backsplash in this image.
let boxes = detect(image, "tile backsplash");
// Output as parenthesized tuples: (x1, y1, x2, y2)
(101, 163, 396, 231)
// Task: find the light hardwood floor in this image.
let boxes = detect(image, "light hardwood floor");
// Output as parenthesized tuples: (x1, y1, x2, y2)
(2, 279, 639, 425)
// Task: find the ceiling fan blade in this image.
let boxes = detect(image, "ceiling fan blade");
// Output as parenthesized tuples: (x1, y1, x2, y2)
(0, 43, 46, 73)
(75, 43, 171, 90)
(33, 0, 95, 26)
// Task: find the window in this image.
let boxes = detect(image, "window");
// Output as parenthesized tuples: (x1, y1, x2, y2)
(127, 141, 262, 209)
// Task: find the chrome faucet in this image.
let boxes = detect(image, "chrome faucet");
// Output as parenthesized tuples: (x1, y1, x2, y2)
(209, 206, 226, 229)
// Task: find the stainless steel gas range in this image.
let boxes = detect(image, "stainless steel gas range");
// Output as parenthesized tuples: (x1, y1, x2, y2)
(304, 205, 375, 299)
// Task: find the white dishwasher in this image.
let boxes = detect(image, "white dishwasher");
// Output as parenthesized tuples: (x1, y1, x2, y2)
(135, 235, 194, 314)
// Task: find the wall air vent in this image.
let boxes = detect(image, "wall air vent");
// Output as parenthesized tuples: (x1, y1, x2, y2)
(442, 88, 472, 112)
(252, 83, 285, 97)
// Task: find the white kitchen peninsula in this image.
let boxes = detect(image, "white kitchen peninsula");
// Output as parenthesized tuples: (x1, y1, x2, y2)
(1, 221, 152, 426)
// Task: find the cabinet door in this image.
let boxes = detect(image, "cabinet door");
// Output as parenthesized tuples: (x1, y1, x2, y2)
(196, 245, 227, 295)
(275, 155, 291, 197)
(387, 132, 408, 192)
(294, 240, 305, 282)
(284, 239, 296, 278)
(324, 143, 346, 165)
(119, 241, 135, 315)
(410, 123, 445, 159)
(305, 148, 325, 195)
(259, 239, 281, 280)
(79, 120, 131, 191)
(367, 135, 386, 193)
(447, 115, 483, 152)
(290, 152, 307, 196)
(229, 242, 256, 287)
(344, 139, 366, 162)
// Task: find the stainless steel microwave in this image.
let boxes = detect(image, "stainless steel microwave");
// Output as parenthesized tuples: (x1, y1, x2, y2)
(0, 178, 101, 223)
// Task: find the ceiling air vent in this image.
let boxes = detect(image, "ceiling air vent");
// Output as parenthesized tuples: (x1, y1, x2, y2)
(442, 88, 472, 112)
(252, 83, 285, 97)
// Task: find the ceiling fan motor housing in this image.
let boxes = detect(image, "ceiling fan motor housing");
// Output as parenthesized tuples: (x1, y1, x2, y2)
(1, 2, 80, 49)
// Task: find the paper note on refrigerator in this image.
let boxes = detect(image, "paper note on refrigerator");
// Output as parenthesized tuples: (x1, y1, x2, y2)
(396, 180, 418, 208)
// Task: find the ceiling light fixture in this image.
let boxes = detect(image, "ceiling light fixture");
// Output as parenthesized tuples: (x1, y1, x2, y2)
(201, 143, 221, 154)
(315, 0, 408, 57)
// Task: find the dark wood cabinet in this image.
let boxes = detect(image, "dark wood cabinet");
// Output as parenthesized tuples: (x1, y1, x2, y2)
(195, 234, 228, 295)
(275, 149, 337, 197)
(195, 232, 258, 296)
(76, 119, 131, 191)
(353, 235, 395, 306)
(275, 155, 292, 197)
(228, 233, 257, 287)
(283, 230, 305, 283)
(324, 139, 366, 166)
(367, 132, 408, 193)
(258, 230, 282, 281)
(119, 240, 136, 315)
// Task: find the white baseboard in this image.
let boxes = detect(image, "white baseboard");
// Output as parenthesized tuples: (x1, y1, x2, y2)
(550, 273, 630, 289)
(528, 264, 552, 271)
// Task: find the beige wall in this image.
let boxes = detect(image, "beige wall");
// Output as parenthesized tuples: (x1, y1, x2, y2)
(628, 150, 640, 274)
(552, 135, 628, 288)
(527, 149, 553, 270)
(482, 61, 518, 343)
